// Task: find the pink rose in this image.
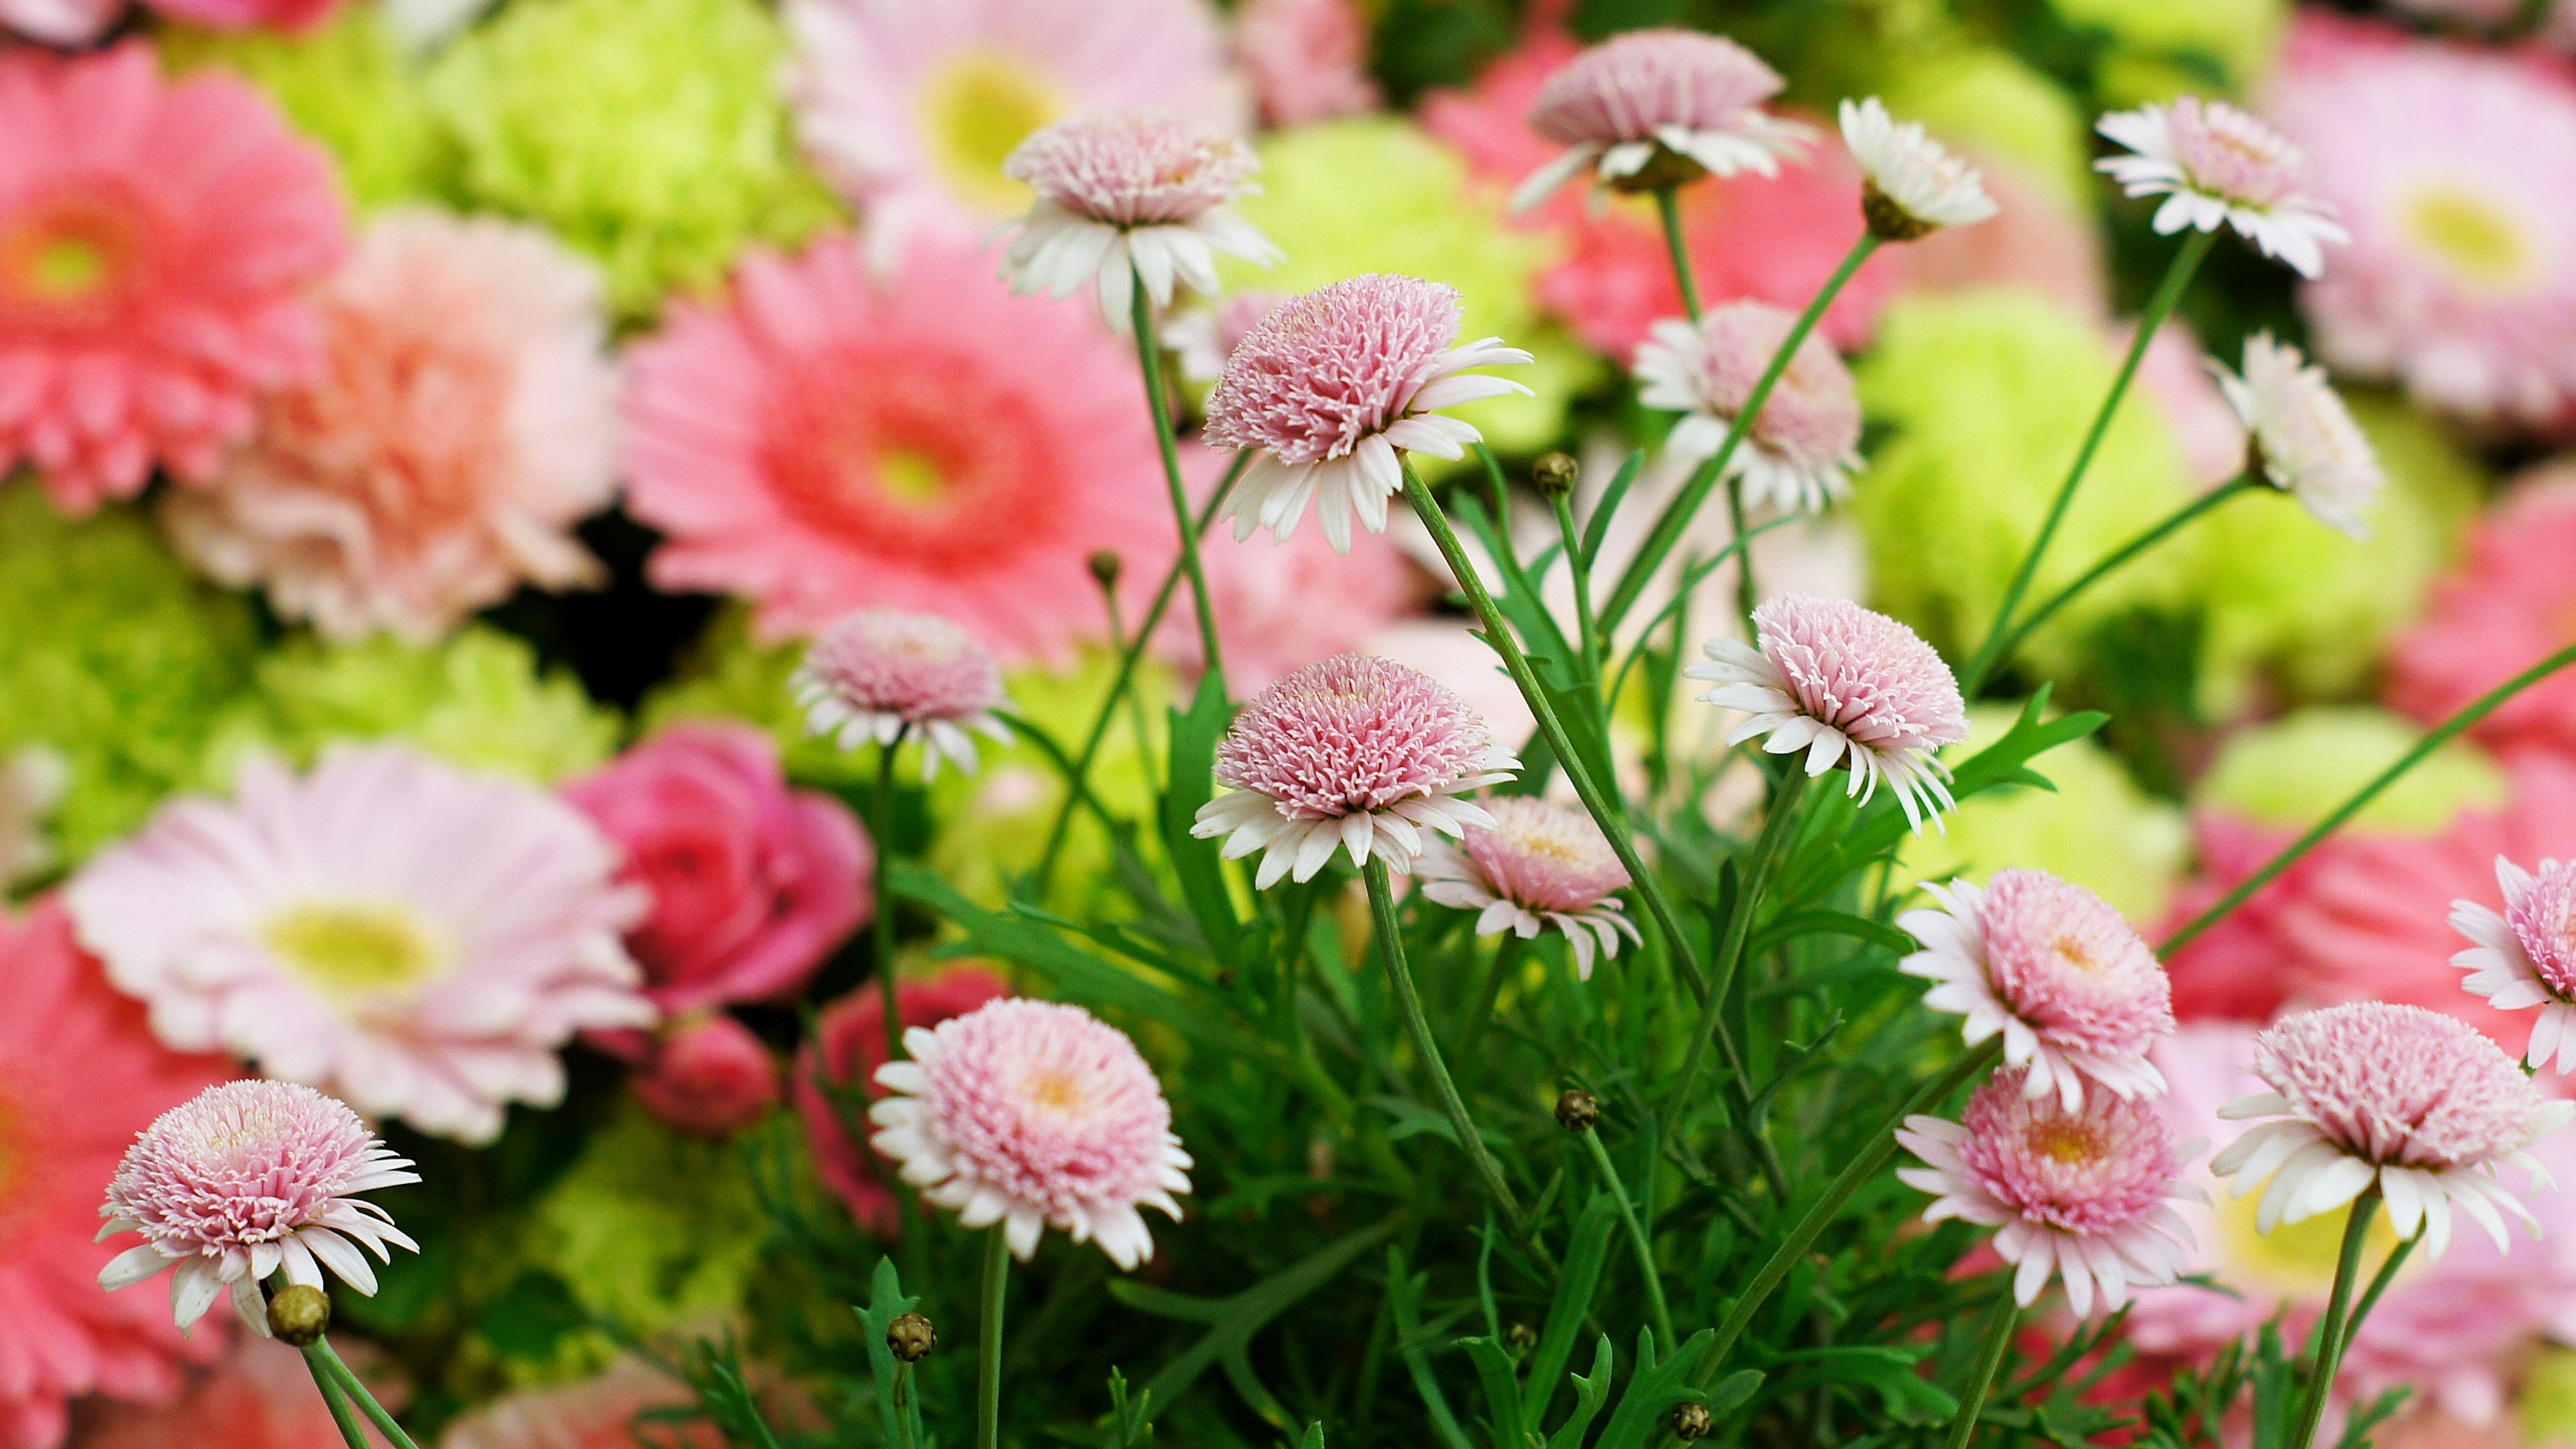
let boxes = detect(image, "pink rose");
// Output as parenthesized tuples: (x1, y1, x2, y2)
(628, 1014, 780, 1138)
(792, 969, 1010, 1236)
(564, 723, 871, 1016)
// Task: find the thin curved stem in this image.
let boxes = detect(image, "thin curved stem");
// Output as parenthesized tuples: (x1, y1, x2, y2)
(1580, 1125, 1676, 1354)
(2292, 1191, 2381, 1449)
(1551, 490, 1601, 687)
(1130, 270, 1225, 696)
(1456, 933, 1525, 1065)
(1654, 186, 1702, 322)
(1945, 1289, 2021, 1449)
(314, 1336, 421, 1449)
(873, 731, 906, 1069)
(1985, 478, 2259, 684)
(978, 1227, 1010, 1449)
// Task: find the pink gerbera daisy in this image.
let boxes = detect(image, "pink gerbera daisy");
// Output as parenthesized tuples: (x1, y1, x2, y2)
(0, 900, 229, 1449)
(66, 745, 655, 1145)
(1510, 28, 1812, 211)
(871, 998, 1191, 1268)
(2387, 471, 2576, 762)
(623, 231, 1173, 657)
(792, 609, 1014, 778)
(1234, 0, 1379, 127)
(1417, 795, 1638, 979)
(1631, 301, 1864, 515)
(0, 44, 345, 515)
(162, 209, 616, 642)
(2452, 857, 2576, 1073)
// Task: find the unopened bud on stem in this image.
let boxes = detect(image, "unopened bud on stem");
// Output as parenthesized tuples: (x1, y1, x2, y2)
(1554, 1088, 1601, 1132)
(268, 1284, 331, 1346)
(1533, 452, 1579, 498)
(887, 1311, 937, 1363)
(1087, 551, 1123, 590)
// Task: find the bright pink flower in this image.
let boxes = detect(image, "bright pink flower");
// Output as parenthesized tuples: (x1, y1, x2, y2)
(2453, 855, 2576, 1072)
(792, 969, 1009, 1237)
(623, 231, 1173, 657)
(1418, 796, 1638, 979)
(2387, 470, 2576, 762)
(626, 1014, 780, 1138)
(0, 901, 229, 1449)
(793, 610, 1015, 779)
(564, 724, 870, 1017)
(1513, 28, 1811, 209)
(66, 1337, 396, 1449)
(441, 1356, 726, 1449)
(1236, 0, 1379, 127)
(0, 44, 344, 514)
(1631, 301, 1862, 515)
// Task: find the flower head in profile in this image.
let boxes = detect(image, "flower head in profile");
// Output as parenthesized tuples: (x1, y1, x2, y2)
(1192, 653, 1518, 888)
(2209, 332, 2383, 539)
(1511, 28, 1811, 212)
(1203, 274, 1532, 553)
(1900, 869, 2176, 1110)
(2453, 856, 2576, 1074)
(792, 610, 1013, 780)
(1419, 796, 1638, 979)
(2211, 1003, 2573, 1262)
(1838, 97, 1997, 241)
(99, 1081, 419, 1334)
(1899, 1069, 2201, 1316)
(1633, 301, 1863, 515)
(1686, 594, 1970, 831)
(2096, 97, 2347, 278)
(996, 109, 1279, 328)
(871, 998, 1189, 1268)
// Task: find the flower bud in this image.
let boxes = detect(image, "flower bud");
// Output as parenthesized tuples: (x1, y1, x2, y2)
(1087, 550, 1123, 590)
(629, 1014, 780, 1137)
(1504, 1322, 1538, 1352)
(268, 1284, 331, 1346)
(1672, 1403, 1715, 1441)
(1554, 1087, 1601, 1132)
(1532, 452, 1579, 498)
(888, 1311, 937, 1362)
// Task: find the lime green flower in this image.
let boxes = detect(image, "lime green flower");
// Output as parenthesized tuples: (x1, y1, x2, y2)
(1880, 48, 2096, 210)
(2050, 0, 2288, 101)
(0, 484, 257, 865)
(2519, 1347, 2576, 1446)
(160, 7, 452, 210)
(2195, 706, 2506, 837)
(423, 0, 845, 317)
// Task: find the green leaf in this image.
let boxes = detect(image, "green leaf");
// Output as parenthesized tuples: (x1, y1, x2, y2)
(1769, 1344, 1958, 1424)
(1593, 1329, 1721, 1449)
(1460, 1336, 1531, 1448)
(1543, 1337, 1617, 1449)
(475, 1270, 587, 1362)
(1752, 909, 1915, 957)
(855, 1258, 928, 1449)
(1161, 669, 1240, 963)
(1523, 1193, 1619, 1423)
(1119, 1223, 1395, 1424)
(1580, 451, 1644, 568)
(1386, 1246, 1480, 1449)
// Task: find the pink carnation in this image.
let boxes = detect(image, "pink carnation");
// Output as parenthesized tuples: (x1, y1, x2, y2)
(0, 44, 345, 514)
(623, 231, 1174, 658)
(562, 723, 871, 1018)
(626, 1014, 780, 1138)
(2387, 470, 2576, 763)
(1236, 0, 1379, 127)
(792, 969, 1010, 1237)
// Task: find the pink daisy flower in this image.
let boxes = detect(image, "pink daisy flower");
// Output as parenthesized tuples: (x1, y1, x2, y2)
(623, 231, 1173, 657)
(2208, 331, 2382, 539)
(1897, 1069, 2202, 1316)
(0, 900, 229, 1449)
(2387, 472, 2576, 763)
(792, 609, 1014, 780)
(1837, 96, 1997, 240)
(1191, 652, 1518, 888)
(781, 0, 1246, 264)
(1235, 0, 1379, 127)
(1202, 274, 1532, 554)
(99, 1080, 418, 1334)
(1631, 301, 1863, 515)
(870, 998, 1191, 1267)
(1685, 594, 1971, 831)
(2212, 1003, 2573, 1261)
(1510, 28, 1812, 213)
(1900, 869, 2177, 1110)
(2096, 95, 2347, 279)
(2452, 857, 2576, 1074)
(66, 745, 655, 1145)
(0, 44, 344, 515)
(1417, 795, 1638, 979)
(793, 969, 1009, 1238)
(161, 209, 616, 642)
(2269, 13, 2576, 426)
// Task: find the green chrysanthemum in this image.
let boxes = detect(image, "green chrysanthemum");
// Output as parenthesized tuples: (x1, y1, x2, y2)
(0, 485, 258, 865)
(2049, 0, 2288, 101)
(423, 0, 845, 318)
(160, 6, 452, 210)
(2194, 706, 2506, 837)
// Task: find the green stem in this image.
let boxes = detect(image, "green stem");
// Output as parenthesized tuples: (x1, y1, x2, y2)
(1725, 472, 1758, 639)
(1366, 857, 1529, 1240)
(1580, 1126, 1676, 1354)
(1600, 232, 1879, 637)
(1654, 186, 1702, 322)
(302, 1345, 374, 1449)
(1982, 476, 2257, 678)
(2161, 639, 2576, 954)
(1551, 490, 1601, 687)
(1961, 228, 2218, 696)
(1130, 269, 1225, 698)
(979, 1227, 1011, 1449)
(1945, 1289, 2021, 1449)
(314, 1336, 421, 1449)
(2338, 1232, 2417, 1364)
(1098, 586, 1161, 782)
(1456, 933, 1525, 1065)
(2292, 1191, 2381, 1449)
(1666, 769, 1807, 1125)
(873, 731, 905, 1069)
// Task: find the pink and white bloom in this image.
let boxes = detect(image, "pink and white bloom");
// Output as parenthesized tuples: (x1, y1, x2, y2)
(994, 110, 1279, 328)
(2211, 1003, 2573, 1262)
(793, 610, 1014, 780)
(1418, 796, 1639, 979)
(66, 746, 655, 1144)
(1510, 28, 1811, 213)
(1900, 870, 2176, 1110)
(1192, 653, 1517, 888)
(1838, 97, 1996, 240)
(1204, 274, 1532, 554)
(1686, 594, 1970, 831)
(97, 1081, 419, 1334)
(1633, 301, 1864, 515)
(1898, 1069, 2202, 1316)
(2208, 331, 2382, 539)
(871, 998, 1190, 1268)
(2452, 857, 2576, 1074)
(2096, 97, 2347, 279)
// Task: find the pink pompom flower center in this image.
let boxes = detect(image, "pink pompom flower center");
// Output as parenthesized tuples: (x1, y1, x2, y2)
(1216, 652, 1499, 819)
(1980, 869, 2176, 1058)
(802, 610, 1004, 724)
(1203, 273, 1463, 467)
(918, 1000, 1175, 1219)
(2254, 1002, 2542, 1169)
(1462, 796, 1631, 914)
(2508, 859, 2576, 999)
(1527, 28, 1784, 147)
(1754, 594, 1968, 753)
(1004, 110, 1258, 227)
(103, 1080, 392, 1256)
(1956, 1073, 2182, 1236)
(2164, 97, 2312, 209)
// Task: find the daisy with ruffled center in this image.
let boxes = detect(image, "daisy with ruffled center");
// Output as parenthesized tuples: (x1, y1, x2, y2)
(995, 110, 1279, 328)
(1509, 28, 1811, 213)
(1191, 653, 1518, 888)
(1203, 274, 1532, 554)
(793, 609, 1013, 780)
(2453, 856, 2576, 1073)
(2096, 97, 2347, 279)
(1900, 870, 2176, 1110)
(1418, 795, 1639, 979)
(99, 1081, 419, 1334)
(2211, 1003, 2574, 1262)
(1838, 97, 1998, 241)
(871, 998, 1189, 1267)
(66, 745, 655, 1144)
(1686, 594, 1970, 831)
(1901, 1071, 2200, 1316)
(1632, 301, 1863, 515)
(2208, 332, 2383, 539)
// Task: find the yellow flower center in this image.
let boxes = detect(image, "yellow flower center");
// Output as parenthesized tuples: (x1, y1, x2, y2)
(264, 902, 448, 997)
(2028, 1120, 2100, 1164)
(2214, 1187, 2406, 1301)
(920, 51, 1064, 217)
(2402, 185, 2538, 293)
(876, 448, 950, 509)
(1023, 1066, 1085, 1115)
(2051, 934, 2108, 976)
(25, 237, 106, 300)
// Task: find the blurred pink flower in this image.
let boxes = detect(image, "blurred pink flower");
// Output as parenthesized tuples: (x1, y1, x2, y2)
(1236, 0, 1379, 126)
(68, 1337, 396, 1449)
(0, 900, 231, 1449)
(792, 969, 1009, 1237)
(626, 1014, 780, 1138)
(0, 44, 343, 514)
(441, 1356, 722, 1449)
(2387, 470, 2576, 763)
(563, 724, 870, 1018)
(623, 231, 1174, 657)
